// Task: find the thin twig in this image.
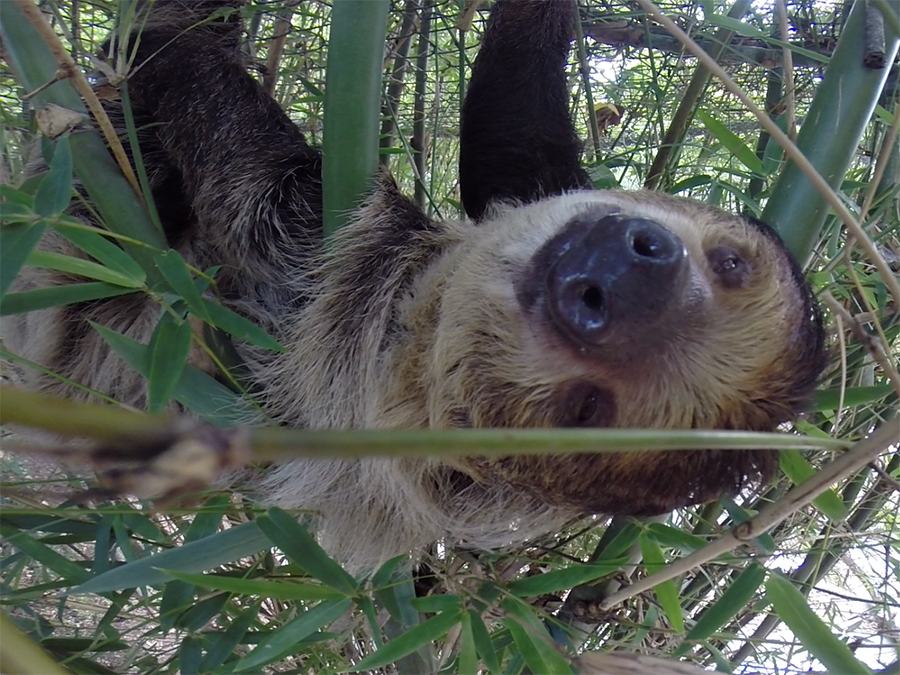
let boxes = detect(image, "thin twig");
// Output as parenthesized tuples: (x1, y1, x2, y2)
(634, 0, 900, 313)
(13, 0, 142, 197)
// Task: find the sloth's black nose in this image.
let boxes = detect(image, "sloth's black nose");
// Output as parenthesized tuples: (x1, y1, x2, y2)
(545, 213, 688, 346)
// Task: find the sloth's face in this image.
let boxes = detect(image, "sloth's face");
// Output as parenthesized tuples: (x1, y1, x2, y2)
(424, 191, 825, 515)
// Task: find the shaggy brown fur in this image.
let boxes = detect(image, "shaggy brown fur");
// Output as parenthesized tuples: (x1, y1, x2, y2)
(3, 0, 826, 569)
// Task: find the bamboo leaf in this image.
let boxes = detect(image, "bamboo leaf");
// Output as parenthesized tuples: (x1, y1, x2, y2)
(677, 562, 766, 654)
(55, 225, 146, 282)
(506, 560, 624, 597)
(640, 533, 684, 633)
(458, 611, 479, 675)
(146, 316, 193, 414)
(200, 298, 284, 352)
(0, 220, 47, 299)
(26, 250, 144, 288)
(257, 509, 358, 595)
(351, 608, 463, 672)
(34, 134, 73, 217)
(197, 603, 260, 672)
(780, 450, 849, 522)
(90, 323, 255, 425)
(468, 609, 500, 673)
(0, 1, 167, 268)
(234, 598, 353, 672)
(0, 282, 137, 316)
(766, 573, 873, 675)
(696, 109, 765, 175)
(161, 570, 344, 601)
(74, 521, 270, 593)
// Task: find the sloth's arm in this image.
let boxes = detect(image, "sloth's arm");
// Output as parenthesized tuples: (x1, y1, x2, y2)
(459, 0, 592, 221)
(126, 25, 322, 267)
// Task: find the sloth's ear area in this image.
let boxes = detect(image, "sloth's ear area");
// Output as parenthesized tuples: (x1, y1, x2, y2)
(459, 0, 593, 222)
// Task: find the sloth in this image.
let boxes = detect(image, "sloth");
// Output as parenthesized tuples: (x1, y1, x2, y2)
(4, 0, 826, 568)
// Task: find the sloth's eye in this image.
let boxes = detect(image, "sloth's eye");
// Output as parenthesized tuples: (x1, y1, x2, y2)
(560, 382, 614, 428)
(708, 246, 750, 289)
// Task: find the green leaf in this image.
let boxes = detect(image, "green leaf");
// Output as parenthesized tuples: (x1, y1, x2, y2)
(91, 322, 256, 425)
(198, 603, 260, 672)
(200, 297, 284, 352)
(640, 533, 684, 633)
(696, 109, 766, 175)
(234, 598, 352, 672)
(468, 609, 500, 673)
(677, 562, 766, 655)
(34, 134, 73, 217)
(26, 250, 144, 288)
(645, 523, 708, 554)
(506, 560, 623, 597)
(501, 598, 574, 675)
(721, 497, 776, 553)
(161, 570, 345, 601)
(780, 450, 849, 522)
(146, 316, 193, 414)
(257, 509, 358, 596)
(0, 282, 137, 315)
(177, 593, 229, 631)
(178, 635, 203, 675)
(813, 385, 894, 412)
(372, 559, 420, 626)
(0, 220, 47, 298)
(458, 611, 479, 675)
(74, 521, 270, 593)
(351, 608, 463, 671)
(154, 249, 210, 320)
(766, 573, 873, 675)
(55, 225, 147, 282)
(0, 522, 90, 585)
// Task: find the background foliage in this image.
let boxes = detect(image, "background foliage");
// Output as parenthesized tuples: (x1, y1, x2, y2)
(1, 0, 899, 673)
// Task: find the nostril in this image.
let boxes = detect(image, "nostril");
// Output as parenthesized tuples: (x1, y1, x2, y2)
(581, 285, 604, 312)
(631, 230, 666, 258)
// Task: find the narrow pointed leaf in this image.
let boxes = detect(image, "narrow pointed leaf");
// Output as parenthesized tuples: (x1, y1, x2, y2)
(74, 521, 270, 593)
(0, 282, 137, 315)
(0, 220, 47, 298)
(34, 135, 74, 217)
(677, 562, 766, 654)
(780, 450, 849, 522)
(640, 533, 684, 633)
(257, 509, 358, 595)
(234, 598, 352, 672)
(146, 316, 193, 414)
(351, 608, 463, 671)
(766, 573, 873, 675)
(506, 560, 623, 597)
(26, 250, 144, 288)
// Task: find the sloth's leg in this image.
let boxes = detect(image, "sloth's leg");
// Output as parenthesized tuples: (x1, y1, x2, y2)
(126, 16, 323, 291)
(458, 0, 593, 221)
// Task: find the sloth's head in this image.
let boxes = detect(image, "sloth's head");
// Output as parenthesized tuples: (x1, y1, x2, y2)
(425, 191, 826, 515)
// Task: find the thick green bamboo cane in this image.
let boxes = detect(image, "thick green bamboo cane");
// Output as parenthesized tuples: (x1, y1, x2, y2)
(762, 0, 900, 261)
(322, 0, 391, 238)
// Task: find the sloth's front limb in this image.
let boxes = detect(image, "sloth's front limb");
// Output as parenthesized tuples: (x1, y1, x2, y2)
(459, 0, 593, 222)
(126, 28, 323, 282)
